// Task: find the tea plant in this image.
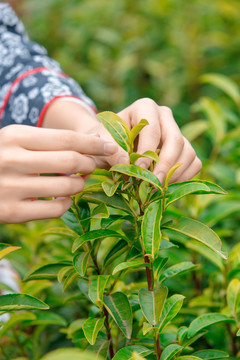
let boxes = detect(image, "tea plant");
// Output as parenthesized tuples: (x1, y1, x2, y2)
(1, 110, 239, 359)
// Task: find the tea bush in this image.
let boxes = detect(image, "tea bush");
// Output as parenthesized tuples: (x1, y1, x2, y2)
(0, 0, 240, 358)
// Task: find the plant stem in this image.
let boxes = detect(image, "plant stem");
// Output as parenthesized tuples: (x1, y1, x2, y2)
(154, 330, 161, 360)
(227, 323, 238, 356)
(103, 306, 114, 359)
(144, 254, 153, 291)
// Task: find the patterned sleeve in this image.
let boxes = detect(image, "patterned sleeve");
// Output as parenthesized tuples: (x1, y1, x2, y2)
(0, 3, 97, 128)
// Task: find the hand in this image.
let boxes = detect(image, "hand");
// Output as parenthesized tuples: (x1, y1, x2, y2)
(96, 98, 202, 184)
(0, 124, 117, 223)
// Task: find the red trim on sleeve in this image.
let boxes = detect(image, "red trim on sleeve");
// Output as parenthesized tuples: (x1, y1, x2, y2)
(0, 67, 68, 125)
(37, 95, 98, 128)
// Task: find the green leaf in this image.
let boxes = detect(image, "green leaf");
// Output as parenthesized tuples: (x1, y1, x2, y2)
(82, 317, 105, 345)
(112, 260, 149, 275)
(0, 312, 36, 336)
(0, 243, 21, 260)
(72, 229, 127, 253)
(139, 287, 168, 325)
(24, 311, 67, 327)
(130, 151, 159, 164)
(92, 203, 110, 219)
(88, 275, 110, 307)
(129, 119, 149, 145)
(142, 322, 153, 335)
(200, 201, 240, 227)
(0, 294, 49, 312)
(103, 292, 132, 339)
(104, 240, 129, 266)
(166, 182, 211, 207)
(62, 271, 79, 292)
(82, 192, 133, 215)
(200, 73, 240, 106)
(160, 262, 198, 282)
(97, 111, 131, 152)
(73, 252, 90, 277)
(61, 208, 83, 235)
(176, 357, 202, 360)
(41, 348, 102, 360)
(142, 200, 162, 259)
(161, 344, 183, 360)
(87, 339, 110, 359)
(188, 313, 233, 338)
(132, 352, 147, 360)
(227, 278, 240, 317)
(237, 329, 240, 336)
(102, 180, 119, 197)
(181, 120, 208, 142)
(24, 262, 71, 281)
(58, 266, 74, 283)
(153, 257, 168, 279)
(112, 346, 152, 360)
(164, 163, 182, 189)
(162, 217, 227, 259)
(66, 319, 86, 337)
(192, 349, 229, 359)
(158, 294, 185, 333)
(111, 164, 162, 190)
(166, 180, 226, 196)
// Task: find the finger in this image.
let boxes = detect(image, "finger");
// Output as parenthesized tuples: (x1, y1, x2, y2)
(13, 197, 73, 223)
(167, 138, 198, 183)
(16, 150, 97, 175)
(18, 175, 85, 198)
(173, 157, 202, 183)
(119, 99, 161, 169)
(153, 108, 185, 183)
(4, 125, 118, 155)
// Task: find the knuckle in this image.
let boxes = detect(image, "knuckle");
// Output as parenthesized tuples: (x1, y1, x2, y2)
(160, 106, 173, 115)
(0, 125, 20, 143)
(174, 134, 184, 148)
(133, 97, 156, 108)
(64, 152, 80, 173)
(54, 199, 71, 218)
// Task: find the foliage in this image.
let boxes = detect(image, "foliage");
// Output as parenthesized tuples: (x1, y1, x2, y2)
(1, 100, 240, 358)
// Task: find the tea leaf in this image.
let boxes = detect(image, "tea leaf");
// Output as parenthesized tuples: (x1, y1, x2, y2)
(166, 182, 211, 207)
(104, 240, 129, 266)
(82, 192, 133, 215)
(139, 287, 168, 325)
(164, 163, 182, 189)
(88, 275, 110, 307)
(142, 322, 153, 335)
(0, 294, 49, 311)
(92, 203, 110, 219)
(83, 317, 105, 345)
(162, 217, 227, 259)
(112, 260, 149, 275)
(158, 294, 185, 333)
(87, 339, 110, 359)
(103, 292, 132, 339)
(176, 357, 202, 360)
(192, 349, 229, 359)
(161, 344, 183, 360)
(102, 180, 120, 197)
(112, 346, 152, 360)
(0, 243, 21, 260)
(200, 73, 240, 106)
(188, 313, 233, 338)
(130, 151, 159, 164)
(129, 119, 149, 145)
(24, 262, 71, 281)
(73, 252, 90, 277)
(142, 200, 162, 259)
(41, 348, 101, 360)
(160, 262, 198, 282)
(97, 111, 131, 152)
(72, 229, 127, 253)
(166, 180, 226, 196)
(111, 164, 162, 190)
(227, 279, 240, 317)
(61, 208, 83, 235)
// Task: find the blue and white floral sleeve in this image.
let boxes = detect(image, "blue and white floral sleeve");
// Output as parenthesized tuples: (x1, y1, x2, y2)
(0, 3, 96, 128)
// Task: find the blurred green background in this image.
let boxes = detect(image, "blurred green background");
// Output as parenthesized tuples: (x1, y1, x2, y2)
(11, 0, 240, 125)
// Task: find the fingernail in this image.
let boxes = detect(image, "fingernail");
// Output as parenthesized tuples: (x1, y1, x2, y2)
(138, 162, 148, 169)
(104, 142, 118, 155)
(118, 156, 129, 164)
(156, 172, 165, 186)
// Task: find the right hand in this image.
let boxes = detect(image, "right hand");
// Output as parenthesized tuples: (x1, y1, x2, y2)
(0, 124, 117, 223)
